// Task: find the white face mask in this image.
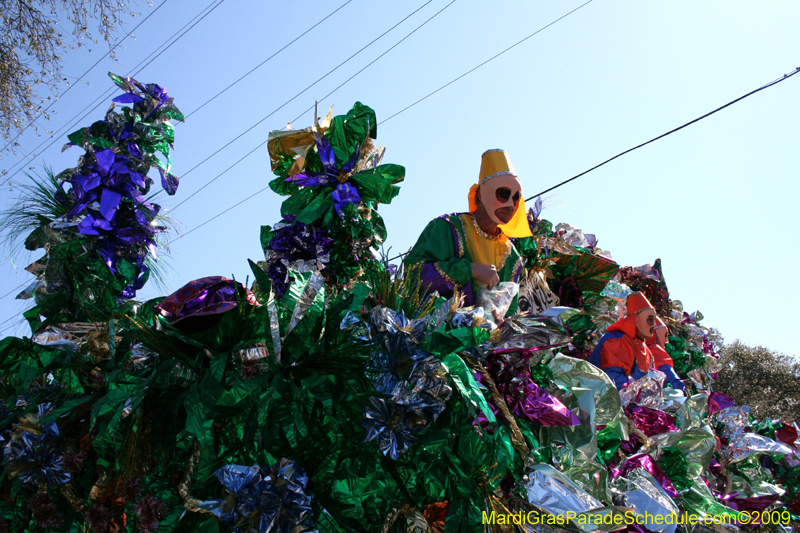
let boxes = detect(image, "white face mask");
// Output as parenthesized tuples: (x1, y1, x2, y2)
(479, 173, 522, 225)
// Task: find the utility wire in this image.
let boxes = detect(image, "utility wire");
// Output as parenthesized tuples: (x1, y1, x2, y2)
(525, 66, 800, 201)
(169, 0, 435, 213)
(3, 0, 349, 182)
(0, 281, 27, 301)
(378, 65, 800, 264)
(167, 0, 586, 241)
(2, 0, 227, 180)
(167, 186, 271, 245)
(380, 0, 594, 125)
(288, 0, 459, 125)
(185, 0, 354, 120)
(0, 0, 171, 153)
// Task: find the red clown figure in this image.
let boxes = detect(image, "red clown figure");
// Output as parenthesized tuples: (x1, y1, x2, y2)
(589, 292, 685, 392)
(646, 316, 686, 391)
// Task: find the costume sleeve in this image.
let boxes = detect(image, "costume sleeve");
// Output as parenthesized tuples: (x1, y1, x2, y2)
(604, 366, 629, 389)
(657, 364, 686, 391)
(407, 218, 472, 291)
(652, 347, 674, 368)
(600, 337, 634, 375)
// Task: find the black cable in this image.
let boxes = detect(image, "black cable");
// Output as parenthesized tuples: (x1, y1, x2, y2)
(377, 66, 800, 265)
(288, 0, 459, 125)
(525, 66, 800, 201)
(166, 185, 271, 245)
(380, 0, 594, 125)
(169, 0, 434, 213)
(2, 0, 227, 180)
(0, 280, 27, 301)
(0, 0, 171, 153)
(184, 0, 355, 120)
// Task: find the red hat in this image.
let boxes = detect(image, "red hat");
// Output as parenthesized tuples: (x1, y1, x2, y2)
(626, 292, 655, 317)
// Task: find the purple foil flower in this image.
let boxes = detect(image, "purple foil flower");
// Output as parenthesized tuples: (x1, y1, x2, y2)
(263, 215, 334, 297)
(286, 133, 362, 217)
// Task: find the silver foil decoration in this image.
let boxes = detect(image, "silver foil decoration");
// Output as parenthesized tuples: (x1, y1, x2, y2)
(285, 270, 325, 338)
(621, 469, 681, 533)
(619, 370, 666, 409)
(722, 432, 793, 464)
(236, 344, 269, 362)
(267, 290, 282, 362)
(130, 343, 160, 367)
(524, 464, 603, 518)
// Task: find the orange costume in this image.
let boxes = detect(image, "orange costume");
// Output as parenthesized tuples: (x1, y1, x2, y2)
(590, 293, 685, 391)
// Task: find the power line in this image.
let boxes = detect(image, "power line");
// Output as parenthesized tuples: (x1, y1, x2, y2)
(288, 0, 459, 125)
(184, 0, 355, 120)
(380, 0, 595, 125)
(525, 66, 800, 201)
(1, 0, 227, 180)
(0, 0, 171, 153)
(169, 0, 435, 213)
(377, 65, 800, 265)
(167, 0, 586, 242)
(0, 280, 27, 301)
(167, 186, 271, 245)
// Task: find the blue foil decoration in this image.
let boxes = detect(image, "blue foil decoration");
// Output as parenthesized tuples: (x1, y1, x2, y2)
(200, 459, 315, 533)
(363, 307, 453, 458)
(3, 403, 70, 488)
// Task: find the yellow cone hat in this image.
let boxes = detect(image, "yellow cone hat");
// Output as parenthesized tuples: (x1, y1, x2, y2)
(468, 149, 533, 238)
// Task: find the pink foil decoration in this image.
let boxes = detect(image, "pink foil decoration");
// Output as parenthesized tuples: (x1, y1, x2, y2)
(707, 392, 735, 415)
(625, 405, 679, 437)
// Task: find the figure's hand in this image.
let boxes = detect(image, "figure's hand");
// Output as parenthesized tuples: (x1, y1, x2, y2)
(471, 263, 499, 289)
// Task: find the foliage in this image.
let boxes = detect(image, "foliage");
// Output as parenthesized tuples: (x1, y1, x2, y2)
(714, 340, 800, 423)
(0, 0, 141, 150)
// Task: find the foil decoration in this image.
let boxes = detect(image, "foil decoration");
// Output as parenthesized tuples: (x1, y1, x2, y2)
(722, 432, 793, 464)
(715, 405, 750, 439)
(539, 388, 598, 468)
(619, 370, 666, 409)
(266, 290, 282, 362)
(130, 343, 160, 368)
(200, 459, 315, 533)
(643, 425, 716, 480)
(285, 271, 325, 338)
(524, 464, 603, 519)
(625, 405, 679, 438)
(339, 310, 372, 343)
(491, 311, 575, 352)
(3, 403, 70, 488)
(485, 349, 580, 427)
(564, 461, 611, 504)
(451, 306, 491, 330)
(675, 393, 708, 430)
(549, 354, 628, 441)
(621, 469, 681, 533)
(612, 453, 678, 498)
(707, 392, 734, 415)
(236, 344, 270, 362)
(154, 277, 258, 325)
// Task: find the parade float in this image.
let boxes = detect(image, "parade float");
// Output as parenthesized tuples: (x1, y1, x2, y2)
(0, 75, 798, 533)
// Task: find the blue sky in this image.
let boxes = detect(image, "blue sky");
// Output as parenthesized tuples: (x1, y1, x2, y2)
(1, 0, 798, 357)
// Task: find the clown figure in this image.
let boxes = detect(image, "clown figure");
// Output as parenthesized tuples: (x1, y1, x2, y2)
(590, 292, 684, 392)
(646, 316, 686, 392)
(407, 149, 531, 313)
